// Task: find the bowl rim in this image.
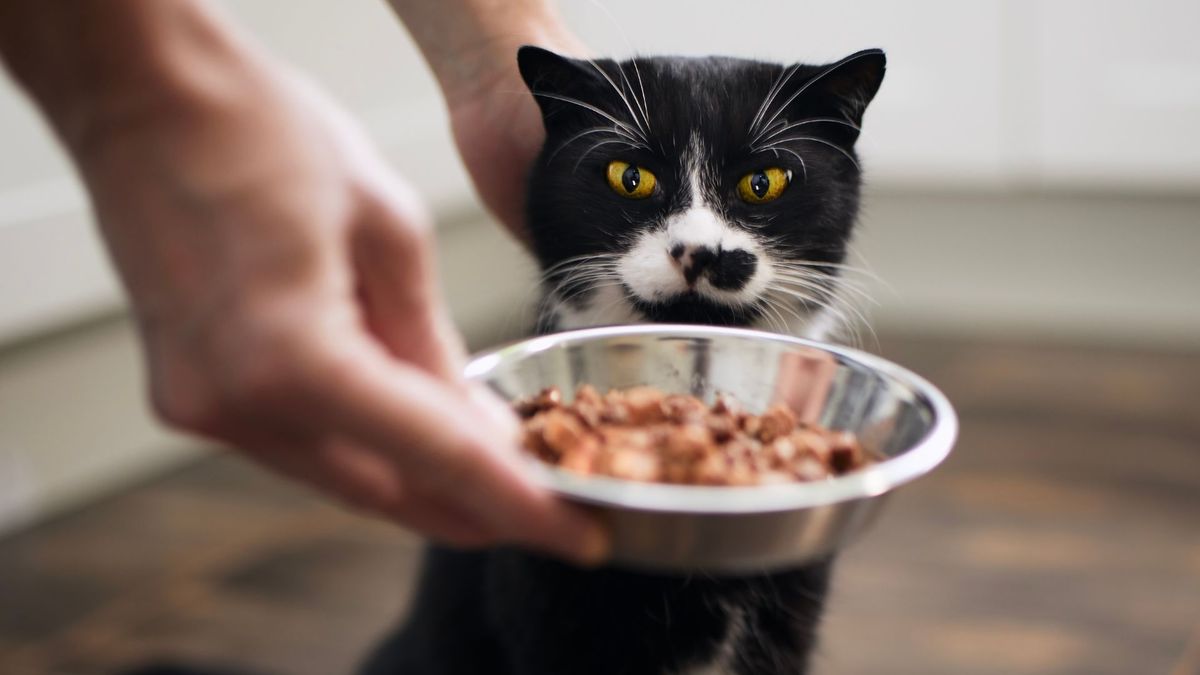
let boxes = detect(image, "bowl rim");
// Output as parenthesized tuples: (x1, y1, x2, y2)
(465, 324, 958, 515)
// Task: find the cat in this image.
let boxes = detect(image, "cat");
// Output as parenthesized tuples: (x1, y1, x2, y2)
(357, 46, 886, 675)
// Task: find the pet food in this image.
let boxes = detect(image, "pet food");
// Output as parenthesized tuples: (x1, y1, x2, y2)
(516, 385, 872, 485)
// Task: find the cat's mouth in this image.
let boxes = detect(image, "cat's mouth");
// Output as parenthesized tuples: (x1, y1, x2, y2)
(623, 285, 763, 327)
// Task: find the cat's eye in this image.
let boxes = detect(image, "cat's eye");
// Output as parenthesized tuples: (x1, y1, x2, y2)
(606, 160, 657, 199)
(737, 167, 791, 204)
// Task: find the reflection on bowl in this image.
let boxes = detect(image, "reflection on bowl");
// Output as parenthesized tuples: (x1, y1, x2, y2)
(466, 324, 958, 572)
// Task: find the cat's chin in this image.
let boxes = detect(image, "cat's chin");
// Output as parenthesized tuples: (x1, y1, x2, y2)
(626, 288, 762, 327)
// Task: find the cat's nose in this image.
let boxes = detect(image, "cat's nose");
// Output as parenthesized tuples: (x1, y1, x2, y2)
(669, 243, 716, 285)
(669, 244, 757, 290)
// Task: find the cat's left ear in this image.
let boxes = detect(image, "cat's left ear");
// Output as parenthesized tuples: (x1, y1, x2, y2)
(791, 48, 886, 131)
(517, 46, 608, 131)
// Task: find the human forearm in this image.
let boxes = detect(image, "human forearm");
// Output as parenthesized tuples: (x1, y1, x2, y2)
(385, 0, 584, 237)
(386, 0, 582, 102)
(0, 0, 267, 154)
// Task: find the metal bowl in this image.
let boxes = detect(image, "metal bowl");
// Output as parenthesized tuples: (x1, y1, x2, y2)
(465, 325, 957, 573)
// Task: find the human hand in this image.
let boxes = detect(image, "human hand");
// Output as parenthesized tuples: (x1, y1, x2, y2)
(60, 34, 606, 564)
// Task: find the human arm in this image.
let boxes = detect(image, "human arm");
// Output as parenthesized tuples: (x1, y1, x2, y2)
(0, 0, 606, 563)
(386, 0, 587, 240)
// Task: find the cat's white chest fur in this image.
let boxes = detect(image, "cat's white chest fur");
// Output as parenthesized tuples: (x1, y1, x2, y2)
(553, 284, 643, 329)
(552, 281, 837, 343)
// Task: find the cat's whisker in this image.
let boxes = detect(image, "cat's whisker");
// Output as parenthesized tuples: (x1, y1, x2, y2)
(579, 58, 651, 140)
(538, 258, 621, 280)
(551, 262, 621, 279)
(755, 146, 808, 182)
(753, 296, 780, 333)
(539, 278, 608, 305)
(769, 285, 876, 350)
(550, 277, 635, 326)
(816, 303, 862, 349)
(756, 49, 880, 139)
(536, 254, 625, 320)
(843, 245, 895, 296)
(762, 283, 831, 339)
(772, 272, 880, 300)
(772, 263, 869, 285)
(773, 258, 883, 282)
(781, 276, 874, 306)
(753, 117, 790, 145)
(573, 138, 645, 172)
(555, 282, 611, 308)
(614, 60, 653, 137)
(768, 261, 883, 306)
(759, 136, 860, 170)
(557, 274, 623, 297)
(628, 59, 653, 137)
(598, 287, 638, 321)
(758, 296, 795, 335)
(772, 271, 878, 307)
(547, 260, 620, 285)
(781, 288, 876, 339)
(538, 253, 622, 279)
(770, 278, 846, 306)
(531, 91, 649, 146)
(769, 272, 870, 314)
(547, 126, 643, 165)
(579, 0, 653, 136)
(751, 116, 862, 147)
(774, 297, 813, 335)
(764, 275, 832, 318)
(748, 63, 801, 139)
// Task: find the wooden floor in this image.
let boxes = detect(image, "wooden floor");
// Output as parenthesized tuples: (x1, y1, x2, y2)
(1, 334, 1198, 675)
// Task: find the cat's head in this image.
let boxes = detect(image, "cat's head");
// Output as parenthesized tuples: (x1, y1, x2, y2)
(518, 47, 885, 338)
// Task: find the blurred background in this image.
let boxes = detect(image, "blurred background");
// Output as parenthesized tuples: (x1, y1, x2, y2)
(1, 1, 1197, 674)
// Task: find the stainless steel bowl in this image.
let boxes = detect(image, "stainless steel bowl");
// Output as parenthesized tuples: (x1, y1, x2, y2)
(465, 325, 958, 573)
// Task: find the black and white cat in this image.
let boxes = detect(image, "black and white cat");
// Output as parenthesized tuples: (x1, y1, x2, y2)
(522, 46, 883, 343)
(360, 47, 886, 675)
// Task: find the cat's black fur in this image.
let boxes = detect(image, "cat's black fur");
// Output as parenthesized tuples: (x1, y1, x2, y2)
(362, 48, 886, 675)
(361, 548, 831, 674)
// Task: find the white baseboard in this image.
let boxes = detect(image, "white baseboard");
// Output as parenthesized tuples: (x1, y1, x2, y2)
(855, 190, 1200, 350)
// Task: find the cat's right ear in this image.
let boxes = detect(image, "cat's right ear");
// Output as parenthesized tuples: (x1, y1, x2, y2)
(517, 46, 605, 130)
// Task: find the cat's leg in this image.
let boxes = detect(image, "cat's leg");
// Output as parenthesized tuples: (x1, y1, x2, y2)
(729, 558, 833, 675)
(357, 546, 509, 675)
(483, 549, 735, 675)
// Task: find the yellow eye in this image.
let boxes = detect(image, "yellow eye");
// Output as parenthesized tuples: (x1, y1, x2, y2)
(606, 160, 657, 199)
(737, 167, 791, 203)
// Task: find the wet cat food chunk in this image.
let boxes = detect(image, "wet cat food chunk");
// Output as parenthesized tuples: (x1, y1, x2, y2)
(514, 386, 873, 485)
